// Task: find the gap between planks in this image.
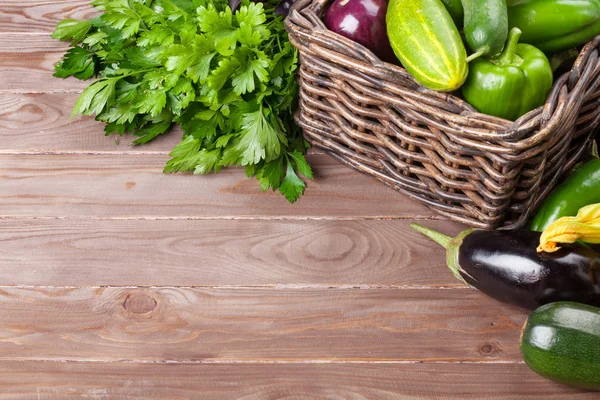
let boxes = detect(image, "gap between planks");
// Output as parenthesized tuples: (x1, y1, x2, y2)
(0, 358, 521, 365)
(0, 214, 448, 221)
(0, 32, 51, 37)
(0, 89, 84, 94)
(0, 150, 327, 156)
(0, 284, 469, 290)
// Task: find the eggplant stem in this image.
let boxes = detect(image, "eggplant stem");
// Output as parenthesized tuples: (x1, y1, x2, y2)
(411, 223, 475, 284)
(410, 223, 452, 249)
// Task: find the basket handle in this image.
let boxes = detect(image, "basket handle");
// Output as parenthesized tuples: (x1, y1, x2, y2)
(308, 0, 330, 14)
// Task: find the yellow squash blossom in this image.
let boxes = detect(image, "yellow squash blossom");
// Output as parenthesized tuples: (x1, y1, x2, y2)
(537, 203, 600, 253)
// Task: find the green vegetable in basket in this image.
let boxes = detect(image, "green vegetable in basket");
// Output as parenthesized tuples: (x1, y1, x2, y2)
(462, 0, 508, 60)
(507, 0, 600, 54)
(386, 0, 468, 92)
(531, 159, 600, 232)
(462, 27, 553, 121)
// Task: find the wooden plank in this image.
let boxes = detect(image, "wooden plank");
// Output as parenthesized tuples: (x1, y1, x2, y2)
(0, 286, 525, 362)
(0, 93, 181, 152)
(0, 219, 463, 286)
(0, 1, 96, 33)
(0, 362, 595, 399)
(0, 153, 437, 218)
(0, 34, 88, 92)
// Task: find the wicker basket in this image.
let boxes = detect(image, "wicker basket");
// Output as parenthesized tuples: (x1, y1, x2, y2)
(285, 0, 600, 229)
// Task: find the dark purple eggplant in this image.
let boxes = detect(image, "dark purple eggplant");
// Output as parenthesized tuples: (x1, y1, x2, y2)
(230, 0, 242, 11)
(411, 224, 600, 310)
(230, 0, 267, 13)
(324, 0, 395, 62)
(275, 0, 297, 15)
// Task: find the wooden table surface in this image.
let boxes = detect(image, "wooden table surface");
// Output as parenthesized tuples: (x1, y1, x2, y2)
(0, 1, 597, 398)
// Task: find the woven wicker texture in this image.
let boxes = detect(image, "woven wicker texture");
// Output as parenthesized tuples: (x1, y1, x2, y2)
(285, 0, 600, 229)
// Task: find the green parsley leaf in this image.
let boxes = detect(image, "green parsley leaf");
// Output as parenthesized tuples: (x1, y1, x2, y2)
(187, 52, 216, 83)
(123, 48, 162, 69)
(279, 159, 306, 203)
(169, 0, 206, 14)
(137, 25, 175, 47)
(168, 77, 196, 114)
(288, 151, 313, 180)
(83, 31, 108, 48)
(164, 135, 202, 173)
(231, 57, 269, 95)
(193, 149, 222, 174)
(135, 89, 167, 117)
(72, 78, 117, 117)
(133, 111, 174, 145)
(97, 102, 139, 125)
(91, 0, 110, 10)
(237, 108, 287, 165)
(207, 57, 240, 91)
(52, 19, 92, 43)
(53, 46, 95, 80)
(144, 69, 179, 90)
(115, 80, 140, 103)
(101, 2, 142, 39)
(257, 157, 284, 191)
(197, 5, 237, 55)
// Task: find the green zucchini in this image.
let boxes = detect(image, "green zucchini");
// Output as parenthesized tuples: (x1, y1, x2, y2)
(387, 0, 468, 91)
(521, 302, 600, 391)
(462, 0, 508, 60)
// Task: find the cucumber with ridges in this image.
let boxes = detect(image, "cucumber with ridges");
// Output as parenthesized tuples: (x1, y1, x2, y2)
(462, 0, 508, 60)
(386, 0, 468, 91)
(521, 302, 600, 391)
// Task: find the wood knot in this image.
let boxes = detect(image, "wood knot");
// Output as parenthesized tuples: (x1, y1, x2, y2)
(124, 182, 136, 190)
(123, 293, 157, 314)
(479, 342, 501, 357)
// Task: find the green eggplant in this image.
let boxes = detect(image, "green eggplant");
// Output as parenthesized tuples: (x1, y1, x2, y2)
(507, 0, 600, 54)
(462, 27, 553, 121)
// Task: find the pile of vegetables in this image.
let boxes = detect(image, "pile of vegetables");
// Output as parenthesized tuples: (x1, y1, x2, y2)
(413, 151, 600, 391)
(52, 0, 312, 203)
(324, 0, 600, 120)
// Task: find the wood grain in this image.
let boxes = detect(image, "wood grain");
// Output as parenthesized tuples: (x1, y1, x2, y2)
(0, 93, 181, 152)
(0, 153, 437, 218)
(0, 361, 595, 399)
(0, 286, 525, 362)
(0, 218, 463, 286)
(0, 1, 97, 33)
(0, 34, 88, 93)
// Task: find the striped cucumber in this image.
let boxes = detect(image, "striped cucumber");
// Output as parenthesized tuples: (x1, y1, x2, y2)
(386, 0, 468, 91)
(462, 0, 508, 61)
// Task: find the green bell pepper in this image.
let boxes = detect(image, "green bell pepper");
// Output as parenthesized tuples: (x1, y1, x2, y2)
(507, 0, 600, 54)
(462, 27, 553, 121)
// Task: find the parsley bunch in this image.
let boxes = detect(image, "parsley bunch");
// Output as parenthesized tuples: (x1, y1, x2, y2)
(52, 0, 312, 202)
